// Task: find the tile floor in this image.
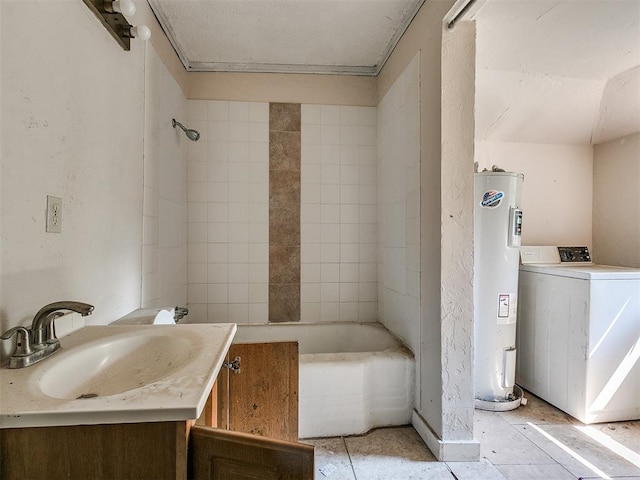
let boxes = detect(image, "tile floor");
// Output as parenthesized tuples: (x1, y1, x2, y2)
(304, 391, 640, 480)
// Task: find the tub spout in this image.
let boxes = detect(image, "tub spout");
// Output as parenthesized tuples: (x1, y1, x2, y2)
(174, 306, 189, 323)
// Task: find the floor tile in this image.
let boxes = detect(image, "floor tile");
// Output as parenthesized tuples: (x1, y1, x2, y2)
(496, 463, 576, 480)
(516, 423, 640, 478)
(304, 398, 639, 480)
(447, 457, 507, 479)
(589, 421, 640, 454)
(345, 427, 454, 480)
(304, 437, 355, 480)
(475, 409, 556, 465)
(579, 477, 640, 480)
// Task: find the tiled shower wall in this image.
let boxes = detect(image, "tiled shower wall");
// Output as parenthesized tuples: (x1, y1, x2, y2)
(186, 101, 270, 323)
(269, 104, 302, 322)
(185, 101, 377, 323)
(377, 55, 421, 353)
(300, 105, 378, 322)
(141, 45, 188, 309)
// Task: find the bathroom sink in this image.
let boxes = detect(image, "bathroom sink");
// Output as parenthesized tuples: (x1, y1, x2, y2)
(0, 324, 237, 428)
(38, 333, 192, 399)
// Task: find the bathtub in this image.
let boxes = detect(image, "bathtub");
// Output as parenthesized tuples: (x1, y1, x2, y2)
(233, 322, 415, 439)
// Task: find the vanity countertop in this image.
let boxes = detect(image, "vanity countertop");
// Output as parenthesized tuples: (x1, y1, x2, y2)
(0, 323, 236, 428)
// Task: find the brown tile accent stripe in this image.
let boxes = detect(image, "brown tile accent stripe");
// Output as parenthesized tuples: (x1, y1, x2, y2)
(269, 103, 301, 322)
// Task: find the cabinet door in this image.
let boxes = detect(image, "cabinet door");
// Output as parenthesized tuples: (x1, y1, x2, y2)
(188, 425, 314, 480)
(218, 342, 298, 442)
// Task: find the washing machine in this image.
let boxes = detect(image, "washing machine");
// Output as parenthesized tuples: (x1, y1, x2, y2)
(517, 246, 640, 424)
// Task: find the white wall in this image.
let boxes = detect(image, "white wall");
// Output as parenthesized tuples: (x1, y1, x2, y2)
(593, 133, 640, 267)
(141, 45, 188, 309)
(476, 141, 593, 247)
(377, 55, 420, 354)
(0, 1, 145, 330)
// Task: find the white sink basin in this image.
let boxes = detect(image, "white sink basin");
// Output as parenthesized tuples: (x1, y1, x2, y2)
(38, 334, 192, 399)
(0, 324, 236, 428)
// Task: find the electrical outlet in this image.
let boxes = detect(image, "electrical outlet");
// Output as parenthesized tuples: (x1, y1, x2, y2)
(46, 196, 62, 233)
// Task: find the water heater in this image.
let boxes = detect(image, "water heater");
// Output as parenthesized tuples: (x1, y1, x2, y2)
(474, 171, 524, 411)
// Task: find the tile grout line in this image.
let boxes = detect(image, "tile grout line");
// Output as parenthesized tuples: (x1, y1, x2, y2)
(342, 436, 358, 480)
(546, 420, 582, 480)
(444, 462, 460, 480)
(521, 420, 615, 479)
(493, 419, 584, 479)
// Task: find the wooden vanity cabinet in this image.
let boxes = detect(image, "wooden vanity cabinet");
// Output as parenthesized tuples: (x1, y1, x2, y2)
(189, 425, 314, 479)
(216, 341, 300, 442)
(0, 341, 314, 479)
(0, 421, 190, 479)
(0, 419, 313, 480)
(188, 341, 313, 478)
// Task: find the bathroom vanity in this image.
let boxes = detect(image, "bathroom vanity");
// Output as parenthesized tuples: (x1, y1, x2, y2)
(0, 324, 313, 479)
(1, 401, 313, 479)
(2, 421, 191, 478)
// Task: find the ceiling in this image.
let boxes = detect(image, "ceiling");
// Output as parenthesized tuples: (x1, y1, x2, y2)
(473, 0, 640, 144)
(149, 0, 640, 144)
(148, 0, 425, 75)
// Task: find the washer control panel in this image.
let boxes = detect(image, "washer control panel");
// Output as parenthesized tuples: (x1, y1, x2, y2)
(558, 246, 591, 263)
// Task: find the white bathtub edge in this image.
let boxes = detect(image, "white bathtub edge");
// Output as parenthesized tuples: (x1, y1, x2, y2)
(298, 350, 414, 439)
(412, 410, 480, 462)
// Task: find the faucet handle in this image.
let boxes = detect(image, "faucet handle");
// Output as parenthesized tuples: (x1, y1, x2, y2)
(0, 326, 34, 356)
(32, 311, 65, 346)
(45, 312, 64, 344)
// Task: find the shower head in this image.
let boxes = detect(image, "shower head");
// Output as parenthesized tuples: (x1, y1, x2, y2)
(172, 119, 200, 142)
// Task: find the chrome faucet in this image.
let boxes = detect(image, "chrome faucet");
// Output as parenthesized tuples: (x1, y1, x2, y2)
(31, 301, 94, 345)
(1, 301, 94, 368)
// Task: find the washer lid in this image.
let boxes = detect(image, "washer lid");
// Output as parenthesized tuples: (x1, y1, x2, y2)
(520, 263, 640, 280)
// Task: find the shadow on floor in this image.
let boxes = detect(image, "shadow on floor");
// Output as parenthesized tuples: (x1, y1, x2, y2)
(303, 391, 640, 480)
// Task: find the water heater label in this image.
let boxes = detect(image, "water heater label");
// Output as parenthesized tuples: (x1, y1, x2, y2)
(497, 293, 518, 324)
(498, 294, 510, 317)
(481, 190, 504, 208)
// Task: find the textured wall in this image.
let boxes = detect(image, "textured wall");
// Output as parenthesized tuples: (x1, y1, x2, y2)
(415, 1, 451, 441)
(440, 21, 476, 444)
(1, 1, 144, 329)
(593, 133, 640, 267)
